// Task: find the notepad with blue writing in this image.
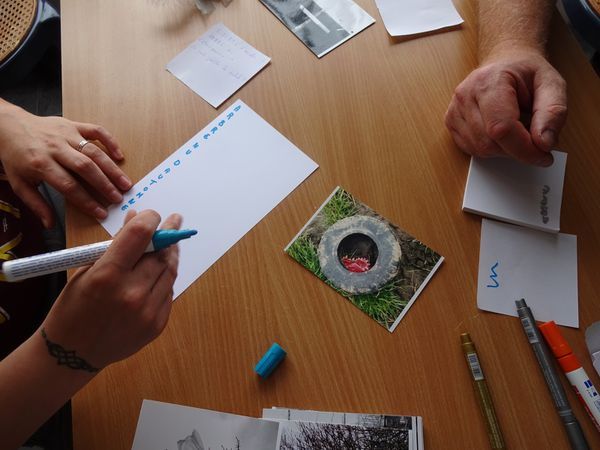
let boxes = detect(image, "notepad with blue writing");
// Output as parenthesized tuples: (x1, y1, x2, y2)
(477, 219, 578, 327)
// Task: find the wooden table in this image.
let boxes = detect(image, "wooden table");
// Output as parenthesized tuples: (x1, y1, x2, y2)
(61, 1, 600, 448)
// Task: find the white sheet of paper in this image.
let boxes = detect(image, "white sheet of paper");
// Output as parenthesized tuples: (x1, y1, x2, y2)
(463, 151, 567, 233)
(477, 219, 578, 327)
(167, 23, 270, 108)
(131, 400, 280, 450)
(101, 100, 318, 299)
(374, 0, 462, 36)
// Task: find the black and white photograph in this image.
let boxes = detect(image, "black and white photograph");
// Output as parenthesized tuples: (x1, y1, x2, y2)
(263, 408, 423, 450)
(131, 400, 280, 450)
(258, 0, 375, 57)
(276, 421, 411, 450)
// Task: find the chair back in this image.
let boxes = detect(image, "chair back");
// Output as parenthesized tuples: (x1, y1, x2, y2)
(0, 0, 38, 64)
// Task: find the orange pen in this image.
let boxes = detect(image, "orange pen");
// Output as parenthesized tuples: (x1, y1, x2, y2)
(540, 321, 600, 433)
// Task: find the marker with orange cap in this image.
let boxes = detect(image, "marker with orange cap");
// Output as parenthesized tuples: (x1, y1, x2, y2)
(539, 321, 600, 432)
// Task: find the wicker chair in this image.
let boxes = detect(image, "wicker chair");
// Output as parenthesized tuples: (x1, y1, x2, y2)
(0, 0, 60, 86)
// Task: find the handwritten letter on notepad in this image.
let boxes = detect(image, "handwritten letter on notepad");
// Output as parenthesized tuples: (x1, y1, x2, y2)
(167, 23, 270, 107)
(101, 100, 318, 299)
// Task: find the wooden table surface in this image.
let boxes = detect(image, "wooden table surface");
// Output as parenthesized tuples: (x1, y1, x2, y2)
(61, 1, 600, 448)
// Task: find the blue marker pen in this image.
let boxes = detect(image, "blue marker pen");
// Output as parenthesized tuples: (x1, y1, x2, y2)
(1, 229, 197, 282)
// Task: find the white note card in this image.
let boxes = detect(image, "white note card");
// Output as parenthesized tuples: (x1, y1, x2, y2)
(101, 100, 318, 299)
(167, 23, 270, 108)
(477, 219, 578, 327)
(374, 0, 463, 36)
(463, 151, 567, 233)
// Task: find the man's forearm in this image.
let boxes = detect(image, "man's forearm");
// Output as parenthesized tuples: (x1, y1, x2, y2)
(479, 0, 556, 61)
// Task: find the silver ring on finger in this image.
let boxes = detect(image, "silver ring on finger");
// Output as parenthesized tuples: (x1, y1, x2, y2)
(77, 139, 91, 152)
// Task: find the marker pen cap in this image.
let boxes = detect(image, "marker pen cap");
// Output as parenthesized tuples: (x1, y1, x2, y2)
(557, 353, 583, 373)
(539, 321, 573, 359)
(255, 343, 286, 378)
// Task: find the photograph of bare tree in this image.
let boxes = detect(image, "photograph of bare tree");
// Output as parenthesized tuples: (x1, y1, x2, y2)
(278, 421, 409, 450)
(263, 408, 423, 450)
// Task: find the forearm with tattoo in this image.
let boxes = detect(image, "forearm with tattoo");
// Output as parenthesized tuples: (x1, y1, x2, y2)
(41, 328, 99, 373)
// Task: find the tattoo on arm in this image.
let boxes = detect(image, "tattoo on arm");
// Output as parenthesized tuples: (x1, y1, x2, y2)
(41, 328, 100, 373)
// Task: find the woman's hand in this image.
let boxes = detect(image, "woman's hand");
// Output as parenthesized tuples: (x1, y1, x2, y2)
(40, 210, 181, 369)
(0, 99, 133, 228)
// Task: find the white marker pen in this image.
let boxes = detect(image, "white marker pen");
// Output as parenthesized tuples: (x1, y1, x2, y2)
(1, 229, 196, 282)
(540, 321, 600, 433)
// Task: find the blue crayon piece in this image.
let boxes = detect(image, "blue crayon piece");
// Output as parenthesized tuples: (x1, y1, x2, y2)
(255, 343, 286, 378)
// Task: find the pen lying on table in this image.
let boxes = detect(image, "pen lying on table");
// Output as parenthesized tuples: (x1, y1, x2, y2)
(460, 332, 506, 449)
(516, 298, 590, 450)
(0, 229, 197, 282)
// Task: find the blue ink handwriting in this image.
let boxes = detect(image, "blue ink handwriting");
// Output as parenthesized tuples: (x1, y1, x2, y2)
(486, 261, 500, 288)
(119, 103, 244, 212)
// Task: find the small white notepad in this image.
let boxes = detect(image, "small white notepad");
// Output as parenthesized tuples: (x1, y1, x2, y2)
(477, 219, 578, 327)
(374, 0, 463, 36)
(167, 23, 270, 108)
(101, 100, 318, 299)
(463, 151, 567, 233)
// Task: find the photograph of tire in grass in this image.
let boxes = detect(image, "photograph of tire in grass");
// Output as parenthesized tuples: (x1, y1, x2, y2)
(285, 187, 443, 332)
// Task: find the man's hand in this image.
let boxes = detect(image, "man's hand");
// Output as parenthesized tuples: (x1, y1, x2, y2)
(40, 210, 181, 369)
(445, 50, 567, 166)
(0, 100, 132, 228)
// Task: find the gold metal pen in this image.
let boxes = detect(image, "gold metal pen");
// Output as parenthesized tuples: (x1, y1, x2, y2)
(461, 333, 506, 449)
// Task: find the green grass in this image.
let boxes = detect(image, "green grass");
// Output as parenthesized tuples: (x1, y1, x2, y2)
(322, 188, 358, 226)
(286, 235, 324, 280)
(287, 236, 407, 329)
(346, 282, 407, 329)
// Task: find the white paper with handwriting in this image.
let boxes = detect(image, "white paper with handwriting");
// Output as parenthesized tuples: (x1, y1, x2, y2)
(374, 0, 463, 36)
(477, 219, 578, 327)
(101, 100, 318, 299)
(167, 23, 270, 107)
(463, 151, 567, 233)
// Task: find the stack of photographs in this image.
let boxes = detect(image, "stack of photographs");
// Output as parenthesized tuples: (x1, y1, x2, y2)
(131, 400, 424, 450)
(263, 407, 424, 450)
